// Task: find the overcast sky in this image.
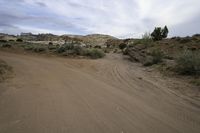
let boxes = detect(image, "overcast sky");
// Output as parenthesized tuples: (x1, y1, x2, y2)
(0, 0, 199, 38)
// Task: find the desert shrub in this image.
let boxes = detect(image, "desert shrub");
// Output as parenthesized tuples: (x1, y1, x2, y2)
(49, 42, 53, 45)
(191, 79, 200, 86)
(192, 34, 200, 37)
(141, 32, 153, 45)
(24, 45, 34, 50)
(122, 48, 128, 55)
(57, 46, 66, 53)
(0, 40, 7, 43)
(151, 49, 164, 64)
(84, 49, 105, 59)
(2, 43, 12, 48)
(62, 50, 76, 56)
(56, 43, 74, 53)
(171, 37, 176, 39)
(48, 45, 57, 50)
(144, 49, 163, 66)
(34, 46, 46, 52)
(73, 45, 84, 55)
(0, 60, 12, 82)
(179, 37, 191, 43)
(143, 56, 154, 66)
(151, 26, 168, 41)
(56, 43, 85, 55)
(94, 45, 101, 49)
(131, 40, 142, 45)
(175, 50, 200, 75)
(113, 49, 118, 53)
(64, 43, 74, 50)
(175, 37, 181, 41)
(119, 43, 127, 50)
(104, 49, 110, 53)
(16, 38, 23, 42)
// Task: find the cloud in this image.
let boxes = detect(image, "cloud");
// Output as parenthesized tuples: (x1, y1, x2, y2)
(0, 0, 200, 38)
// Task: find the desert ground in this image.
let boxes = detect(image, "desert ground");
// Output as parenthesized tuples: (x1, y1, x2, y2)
(0, 51, 199, 133)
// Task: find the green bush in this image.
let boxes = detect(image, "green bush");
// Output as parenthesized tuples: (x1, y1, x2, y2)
(56, 46, 65, 53)
(48, 45, 57, 50)
(179, 37, 191, 43)
(62, 50, 76, 56)
(0, 60, 12, 82)
(49, 42, 53, 45)
(0, 40, 7, 43)
(143, 49, 163, 66)
(191, 79, 200, 86)
(151, 49, 164, 64)
(84, 49, 105, 59)
(119, 43, 127, 50)
(2, 43, 12, 48)
(24, 45, 34, 50)
(175, 50, 200, 75)
(64, 43, 74, 50)
(16, 38, 23, 42)
(56, 43, 84, 55)
(141, 32, 153, 45)
(73, 45, 84, 55)
(34, 46, 46, 52)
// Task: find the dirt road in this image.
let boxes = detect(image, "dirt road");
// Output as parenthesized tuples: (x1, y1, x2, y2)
(0, 51, 199, 133)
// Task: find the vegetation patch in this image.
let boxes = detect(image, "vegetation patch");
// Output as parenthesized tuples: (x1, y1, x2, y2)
(190, 78, 200, 86)
(0, 60, 12, 82)
(175, 50, 200, 76)
(83, 48, 105, 59)
(33, 46, 46, 52)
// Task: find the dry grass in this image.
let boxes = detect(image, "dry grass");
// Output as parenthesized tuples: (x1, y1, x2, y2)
(0, 59, 12, 82)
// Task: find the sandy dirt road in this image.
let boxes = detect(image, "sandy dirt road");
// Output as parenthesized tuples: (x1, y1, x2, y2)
(0, 51, 200, 133)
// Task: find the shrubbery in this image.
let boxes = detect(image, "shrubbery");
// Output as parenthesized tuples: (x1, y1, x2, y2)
(16, 38, 23, 42)
(24, 45, 34, 50)
(179, 37, 191, 43)
(141, 32, 153, 45)
(119, 43, 127, 50)
(33, 46, 46, 52)
(84, 49, 105, 59)
(0, 40, 7, 43)
(143, 49, 163, 66)
(151, 49, 164, 64)
(48, 45, 57, 50)
(0, 60, 12, 82)
(175, 50, 200, 75)
(0, 40, 105, 59)
(2, 43, 12, 48)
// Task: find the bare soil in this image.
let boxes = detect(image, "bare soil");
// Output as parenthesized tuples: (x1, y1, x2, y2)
(0, 51, 199, 133)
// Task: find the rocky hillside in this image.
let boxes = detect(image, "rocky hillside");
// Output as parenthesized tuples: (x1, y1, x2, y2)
(0, 33, 117, 46)
(62, 34, 117, 46)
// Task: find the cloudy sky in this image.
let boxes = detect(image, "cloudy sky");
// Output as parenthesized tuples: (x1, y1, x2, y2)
(0, 0, 200, 38)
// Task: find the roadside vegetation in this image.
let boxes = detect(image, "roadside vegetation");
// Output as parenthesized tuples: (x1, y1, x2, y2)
(115, 26, 200, 86)
(175, 50, 200, 76)
(0, 59, 12, 82)
(0, 39, 105, 59)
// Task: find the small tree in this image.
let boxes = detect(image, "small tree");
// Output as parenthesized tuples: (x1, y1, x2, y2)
(119, 43, 127, 50)
(151, 26, 168, 41)
(162, 26, 168, 38)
